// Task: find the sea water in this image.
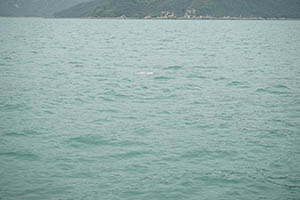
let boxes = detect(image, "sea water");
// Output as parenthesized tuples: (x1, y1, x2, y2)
(0, 18, 300, 200)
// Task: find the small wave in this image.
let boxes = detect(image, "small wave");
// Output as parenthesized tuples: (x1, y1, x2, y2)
(180, 149, 237, 160)
(154, 76, 172, 80)
(273, 84, 289, 90)
(3, 56, 11, 60)
(227, 81, 248, 87)
(44, 110, 55, 114)
(0, 151, 39, 161)
(96, 78, 107, 82)
(154, 110, 170, 116)
(132, 127, 153, 135)
(118, 140, 148, 147)
(267, 175, 289, 180)
(74, 64, 84, 68)
(214, 77, 226, 81)
(2, 130, 41, 137)
(68, 61, 82, 65)
(228, 81, 242, 86)
(66, 135, 113, 147)
(23, 130, 42, 136)
(186, 74, 207, 79)
(263, 174, 300, 189)
(0, 103, 31, 112)
(74, 97, 87, 104)
(96, 109, 119, 113)
(256, 88, 267, 93)
(192, 66, 218, 69)
(2, 131, 27, 137)
(98, 96, 114, 102)
(90, 118, 112, 124)
(164, 65, 182, 70)
(256, 87, 290, 95)
(110, 150, 154, 160)
(191, 101, 208, 105)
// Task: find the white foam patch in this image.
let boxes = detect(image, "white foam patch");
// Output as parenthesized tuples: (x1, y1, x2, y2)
(138, 72, 154, 75)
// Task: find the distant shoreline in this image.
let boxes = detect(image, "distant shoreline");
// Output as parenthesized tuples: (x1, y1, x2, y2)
(87, 17, 300, 21)
(1, 16, 300, 21)
(84, 16, 300, 21)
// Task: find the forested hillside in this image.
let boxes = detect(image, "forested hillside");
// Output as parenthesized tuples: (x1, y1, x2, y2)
(55, 0, 300, 18)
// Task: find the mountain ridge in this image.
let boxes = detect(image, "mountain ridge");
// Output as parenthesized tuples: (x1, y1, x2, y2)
(0, 0, 90, 17)
(55, 0, 300, 19)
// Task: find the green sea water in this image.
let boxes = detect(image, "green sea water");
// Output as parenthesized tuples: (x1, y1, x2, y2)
(0, 18, 300, 200)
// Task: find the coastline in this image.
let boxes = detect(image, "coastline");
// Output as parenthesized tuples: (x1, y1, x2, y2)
(1, 16, 300, 21)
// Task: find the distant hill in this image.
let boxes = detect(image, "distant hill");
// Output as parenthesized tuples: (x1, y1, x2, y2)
(0, 0, 90, 17)
(55, 0, 300, 19)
